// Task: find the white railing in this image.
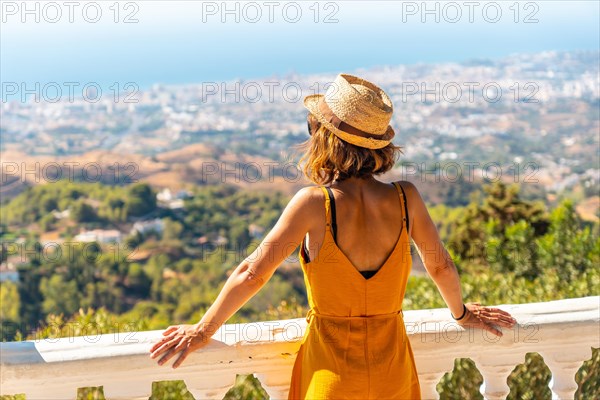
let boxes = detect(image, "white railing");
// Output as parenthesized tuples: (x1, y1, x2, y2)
(1, 296, 598, 400)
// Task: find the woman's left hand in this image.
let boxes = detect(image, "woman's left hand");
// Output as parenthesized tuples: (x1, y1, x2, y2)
(456, 302, 517, 337)
(149, 324, 209, 369)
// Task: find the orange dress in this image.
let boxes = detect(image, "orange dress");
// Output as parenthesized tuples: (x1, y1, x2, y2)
(288, 182, 421, 400)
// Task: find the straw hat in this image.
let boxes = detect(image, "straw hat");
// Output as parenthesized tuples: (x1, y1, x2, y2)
(303, 74, 395, 149)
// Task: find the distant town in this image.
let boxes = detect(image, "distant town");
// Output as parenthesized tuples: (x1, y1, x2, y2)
(2, 50, 598, 202)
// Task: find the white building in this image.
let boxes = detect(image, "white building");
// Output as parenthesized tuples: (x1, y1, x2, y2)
(74, 229, 123, 244)
(157, 189, 191, 209)
(130, 219, 165, 235)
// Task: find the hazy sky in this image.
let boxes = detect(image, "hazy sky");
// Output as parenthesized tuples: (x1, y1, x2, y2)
(1, 1, 599, 89)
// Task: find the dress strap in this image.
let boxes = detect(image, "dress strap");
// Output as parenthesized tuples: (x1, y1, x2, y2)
(324, 187, 337, 242)
(319, 186, 337, 241)
(392, 181, 409, 233)
(301, 186, 335, 264)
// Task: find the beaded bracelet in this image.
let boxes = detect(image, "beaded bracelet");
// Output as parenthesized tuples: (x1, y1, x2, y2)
(451, 304, 467, 321)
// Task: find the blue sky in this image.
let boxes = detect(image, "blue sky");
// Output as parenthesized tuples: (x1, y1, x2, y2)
(1, 1, 599, 89)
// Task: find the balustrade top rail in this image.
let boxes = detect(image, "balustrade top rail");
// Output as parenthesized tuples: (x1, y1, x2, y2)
(1, 296, 598, 400)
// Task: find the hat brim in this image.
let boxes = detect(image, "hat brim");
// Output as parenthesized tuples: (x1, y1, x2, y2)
(303, 94, 395, 150)
(303, 94, 323, 116)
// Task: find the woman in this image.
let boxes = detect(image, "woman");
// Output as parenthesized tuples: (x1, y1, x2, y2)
(150, 74, 516, 399)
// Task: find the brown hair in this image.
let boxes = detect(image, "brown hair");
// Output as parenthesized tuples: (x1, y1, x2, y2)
(298, 125, 402, 185)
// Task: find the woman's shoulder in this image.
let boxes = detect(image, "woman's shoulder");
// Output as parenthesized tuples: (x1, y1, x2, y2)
(393, 180, 424, 206)
(393, 180, 418, 194)
(295, 185, 326, 198)
(289, 185, 326, 209)
(273, 186, 326, 232)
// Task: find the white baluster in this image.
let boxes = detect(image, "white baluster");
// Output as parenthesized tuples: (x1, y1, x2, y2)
(541, 347, 592, 400)
(103, 381, 152, 400)
(186, 372, 237, 400)
(255, 368, 294, 400)
(415, 357, 455, 399)
(477, 352, 524, 400)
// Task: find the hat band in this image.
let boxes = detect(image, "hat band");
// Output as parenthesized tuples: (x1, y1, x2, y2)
(318, 98, 386, 140)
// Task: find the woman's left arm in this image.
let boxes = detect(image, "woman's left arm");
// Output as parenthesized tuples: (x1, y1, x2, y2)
(150, 187, 320, 368)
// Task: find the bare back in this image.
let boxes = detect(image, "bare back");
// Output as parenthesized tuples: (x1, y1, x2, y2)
(304, 177, 408, 273)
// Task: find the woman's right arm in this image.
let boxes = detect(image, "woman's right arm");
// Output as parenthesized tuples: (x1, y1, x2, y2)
(401, 181, 516, 336)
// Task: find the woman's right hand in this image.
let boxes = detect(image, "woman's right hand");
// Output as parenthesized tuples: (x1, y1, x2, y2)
(456, 302, 517, 337)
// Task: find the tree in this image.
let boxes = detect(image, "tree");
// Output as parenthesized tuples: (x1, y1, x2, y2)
(481, 182, 547, 230)
(126, 183, 157, 218)
(70, 201, 97, 223)
(0, 281, 21, 327)
(537, 200, 599, 282)
(162, 219, 183, 242)
(41, 196, 58, 213)
(39, 275, 80, 316)
(448, 182, 549, 269)
(486, 219, 540, 279)
(229, 220, 251, 249)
